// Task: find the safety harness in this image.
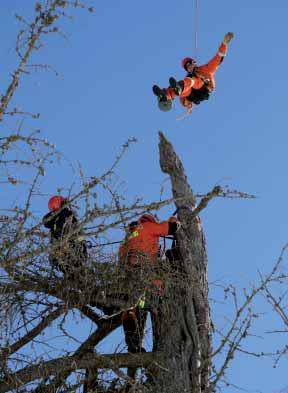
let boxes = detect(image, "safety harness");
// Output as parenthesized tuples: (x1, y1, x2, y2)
(186, 69, 212, 105)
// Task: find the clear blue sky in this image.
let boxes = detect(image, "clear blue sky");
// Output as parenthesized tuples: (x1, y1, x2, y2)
(1, 1, 288, 391)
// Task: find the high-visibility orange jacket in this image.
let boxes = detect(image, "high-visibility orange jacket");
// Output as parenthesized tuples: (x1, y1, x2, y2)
(182, 42, 227, 96)
(119, 221, 169, 265)
(166, 41, 228, 108)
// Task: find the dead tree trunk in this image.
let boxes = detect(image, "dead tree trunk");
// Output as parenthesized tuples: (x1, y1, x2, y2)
(156, 131, 212, 393)
(0, 132, 214, 393)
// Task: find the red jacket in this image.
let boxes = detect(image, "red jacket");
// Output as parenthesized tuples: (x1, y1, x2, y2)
(181, 42, 228, 98)
(119, 221, 169, 265)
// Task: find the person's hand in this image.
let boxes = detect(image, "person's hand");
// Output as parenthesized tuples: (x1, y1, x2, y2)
(169, 216, 181, 231)
(223, 32, 234, 44)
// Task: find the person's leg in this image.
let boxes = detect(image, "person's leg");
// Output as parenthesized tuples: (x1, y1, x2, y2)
(122, 308, 147, 383)
(180, 96, 193, 111)
(169, 77, 183, 96)
(151, 306, 163, 352)
(152, 85, 173, 112)
(123, 309, 137, 352)
(122, 308, 147, 353)
(169, 77, 195, 98)
(168, 78, 197, 111)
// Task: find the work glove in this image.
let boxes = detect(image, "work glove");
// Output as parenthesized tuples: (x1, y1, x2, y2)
(223, 32, 234, 45)
(168, 216, 181, 231)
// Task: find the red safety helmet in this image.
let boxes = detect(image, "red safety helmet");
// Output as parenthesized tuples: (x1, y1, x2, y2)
(139, 213, 157, 224)
(48, 195, 66, 211)
(181, 57, 197, 70)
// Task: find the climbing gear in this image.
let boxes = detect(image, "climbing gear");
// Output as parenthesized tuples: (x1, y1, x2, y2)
(138, 294, 146, 309)
(176, 109, 193, 121)
(169, 77, 182, 96)
(139, 213, 158, 224)
(86, 239, 122, 248)
(48, 195, 65, 211)
(137, 280, 164, 311)
(186, 85, 211, 105)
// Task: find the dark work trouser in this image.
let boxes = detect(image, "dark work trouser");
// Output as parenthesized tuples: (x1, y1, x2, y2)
(123, 307, 148, 354)
(123, 307, 147, 380)
(122, 306, 162, 381)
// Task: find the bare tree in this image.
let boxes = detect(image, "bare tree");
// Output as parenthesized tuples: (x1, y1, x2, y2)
(2, 2, 287, 393)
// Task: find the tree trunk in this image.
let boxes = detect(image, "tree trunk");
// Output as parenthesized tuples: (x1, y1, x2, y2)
(155, 131, 212, 393)
(0, 131, 213, 393)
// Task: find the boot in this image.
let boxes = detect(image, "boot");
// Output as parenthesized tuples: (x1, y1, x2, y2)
(169, 77, 182, 96)
(152, 85, 172, 112)
(152, 85, 167, 101)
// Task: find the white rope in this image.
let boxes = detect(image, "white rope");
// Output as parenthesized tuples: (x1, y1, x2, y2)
(194, 0, 200, 61)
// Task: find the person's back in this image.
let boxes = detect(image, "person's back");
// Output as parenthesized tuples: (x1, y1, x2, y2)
(119, 218, 170, 266)
(43, 196, 87, 276)
(43, 206, 77, 241)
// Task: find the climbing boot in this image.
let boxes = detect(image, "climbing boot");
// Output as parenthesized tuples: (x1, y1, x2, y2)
(169, 77, 182, 96)
(152, 85, 172, 112)
(152, 85, 167, 100)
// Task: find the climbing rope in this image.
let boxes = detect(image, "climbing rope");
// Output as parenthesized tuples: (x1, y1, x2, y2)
(176, 0, 199, 121)
(194, 0, 200, 62)
(87, 236, 175, 249)
(176, 108, 192, 121)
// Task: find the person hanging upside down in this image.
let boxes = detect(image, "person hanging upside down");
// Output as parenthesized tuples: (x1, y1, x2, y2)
(152, 32, 234, 112)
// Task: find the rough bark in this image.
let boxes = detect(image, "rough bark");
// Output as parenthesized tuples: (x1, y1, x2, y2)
(0, 132, 214, 392)
(155, 131, 212, 393)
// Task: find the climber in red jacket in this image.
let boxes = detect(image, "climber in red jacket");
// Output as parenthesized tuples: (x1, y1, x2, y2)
(152, 32, 234, 112)
(119, 213, 180, 381)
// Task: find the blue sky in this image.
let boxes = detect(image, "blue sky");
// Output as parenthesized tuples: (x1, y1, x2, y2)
(1, 1, 288, 391)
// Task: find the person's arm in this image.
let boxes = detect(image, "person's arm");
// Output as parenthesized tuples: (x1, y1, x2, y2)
(200, 32, 234, 74)
(151, 218, 181, 237)
(60, 208, 80, 237)
(42, 208, 75, 231)
(42, 211, 55, 229)
(150, 221, 169, 237)
(167, 216, 181, 235)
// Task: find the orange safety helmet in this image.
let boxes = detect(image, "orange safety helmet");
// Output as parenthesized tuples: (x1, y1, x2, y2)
(48, 195, 66, 211)
(181, 57, 197, 70)
(139, 213, 157, 224)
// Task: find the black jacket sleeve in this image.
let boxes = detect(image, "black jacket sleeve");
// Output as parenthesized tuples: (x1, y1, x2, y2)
(42, 208, 78, 239)
(42, 211, 55, 229)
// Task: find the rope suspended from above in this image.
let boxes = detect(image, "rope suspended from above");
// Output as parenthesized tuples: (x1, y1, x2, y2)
(194, 0, 200, 61)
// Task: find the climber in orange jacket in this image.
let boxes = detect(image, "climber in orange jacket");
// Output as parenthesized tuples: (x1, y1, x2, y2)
(119, 213, 180, 266)
(152, 32, 234, 112)
(119, 214, 180, 380)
